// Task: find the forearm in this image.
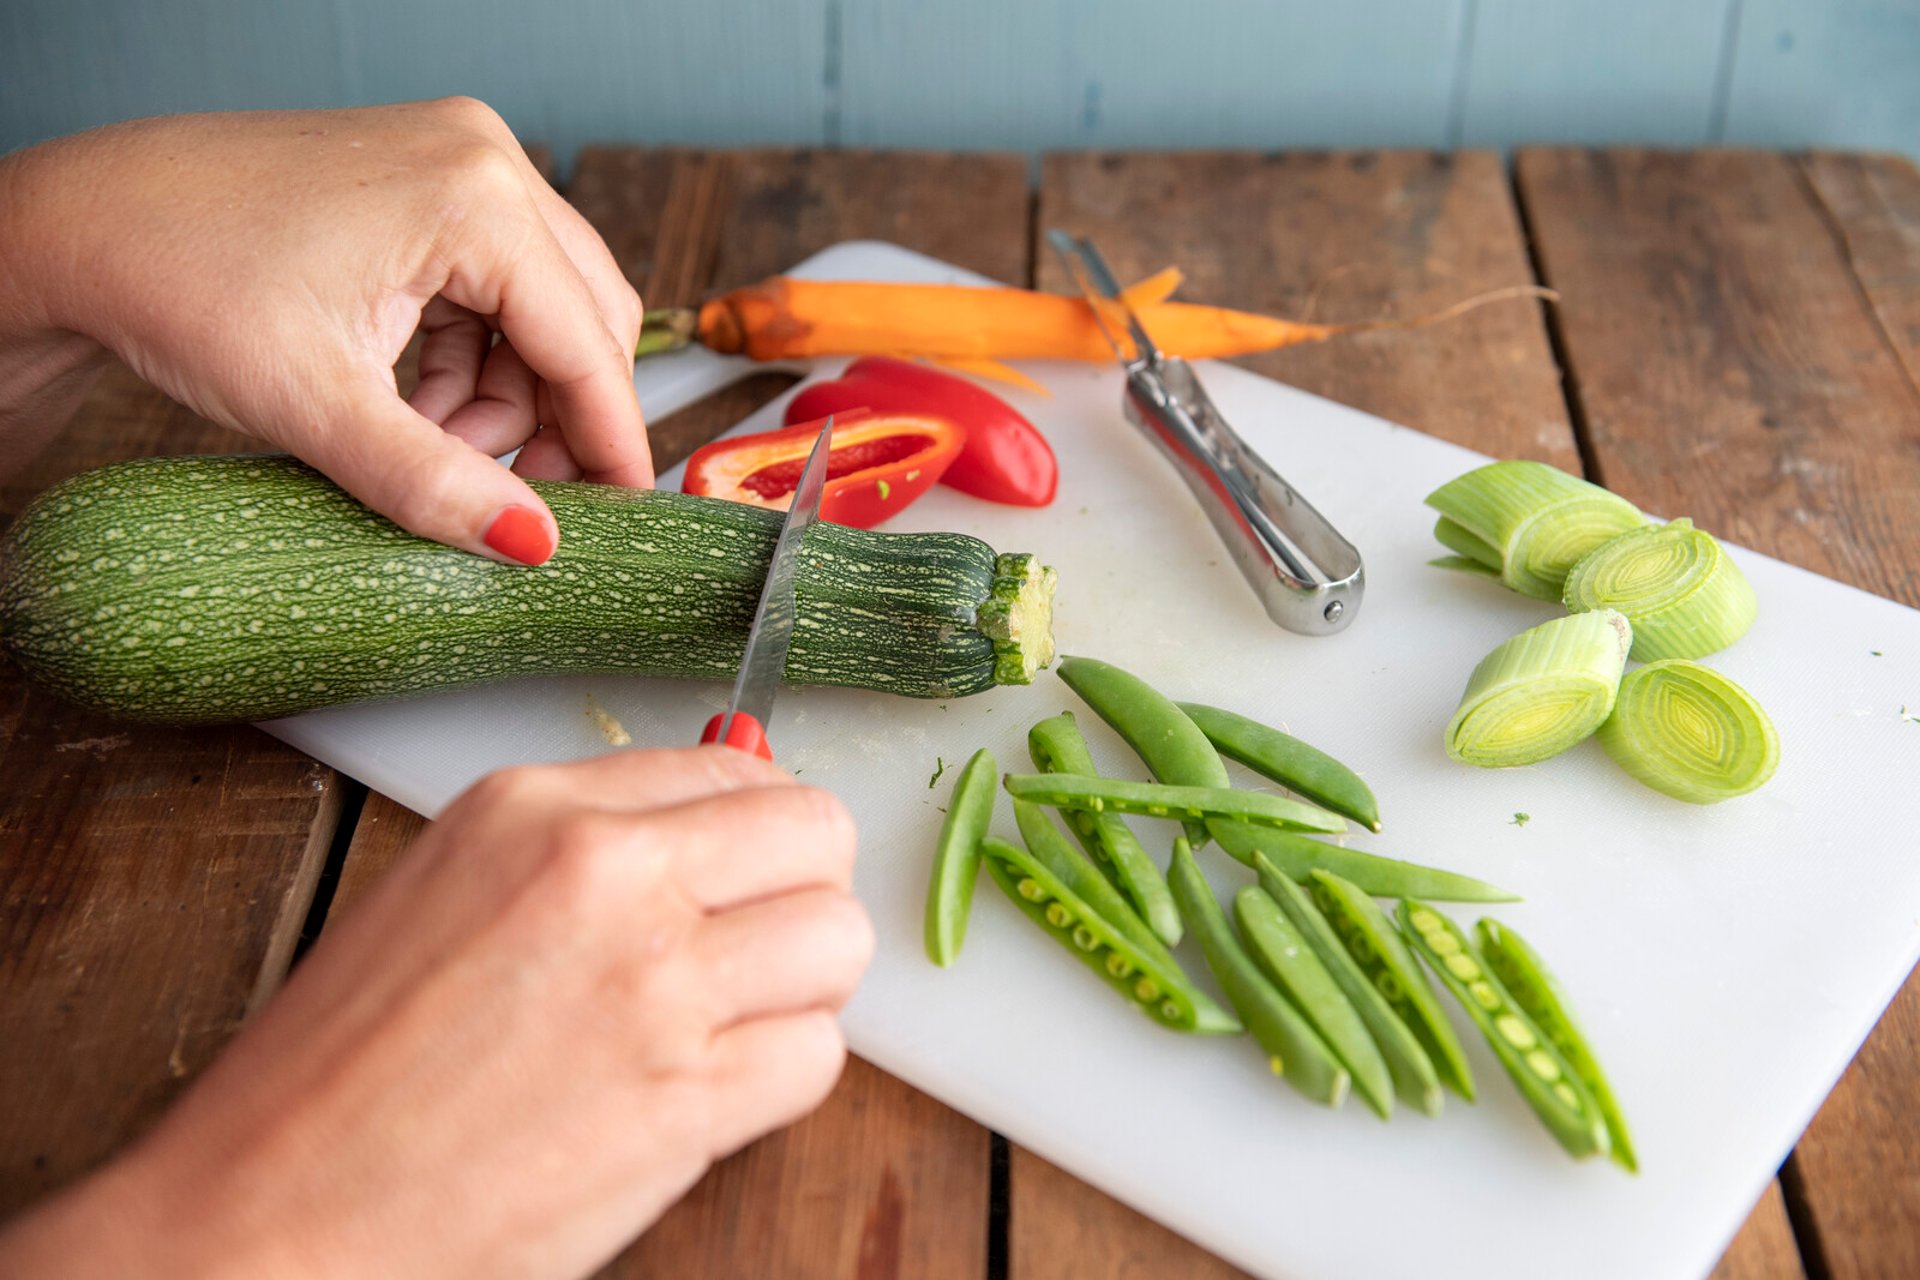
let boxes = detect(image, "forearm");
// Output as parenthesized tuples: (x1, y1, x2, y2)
(0, 141, 110, 476)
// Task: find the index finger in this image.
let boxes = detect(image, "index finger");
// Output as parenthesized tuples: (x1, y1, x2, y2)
(442, 209, 654, 487)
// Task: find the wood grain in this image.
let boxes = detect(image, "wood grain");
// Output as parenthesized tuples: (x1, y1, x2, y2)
(1037, 149, 1579, 467)
(1711, 1182, 1808, 1280)
(0, 364, 343, 1214)
(1800, 152, 1920, 396)
(1008, 1148, 1250, 1280)
(1517, 145, 1920, 1280)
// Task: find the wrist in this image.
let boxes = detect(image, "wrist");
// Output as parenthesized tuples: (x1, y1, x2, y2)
(0, 1139, 318, 1280)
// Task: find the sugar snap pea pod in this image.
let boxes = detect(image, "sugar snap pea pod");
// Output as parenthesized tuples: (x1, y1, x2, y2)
(1012, 799, 1174, 969)
(1399, 902, 1609, 1160)
(1253, 855, 1442, 1116)
(1234, 886, 1394, 1119)
(1308, 870, 1475, 1100)
(980, 837, 1241, 1035)
(1178, 701, 1383, 833)
(1477, 919, 1637, 1172)
(1211, 821, 1519, 903)
(1056, 656, 1227, 843)
(925, 748, 998, 967)
(1003, 773, 1346, 836)
(1028, 712, 1182, 947)
(1167, 839, 1349, 1106)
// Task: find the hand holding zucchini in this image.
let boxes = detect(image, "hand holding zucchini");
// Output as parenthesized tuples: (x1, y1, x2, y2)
(0, 455, 1058, 723)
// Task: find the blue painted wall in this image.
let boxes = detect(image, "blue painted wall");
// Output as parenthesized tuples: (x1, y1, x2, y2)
(2, 0, 1915, 168)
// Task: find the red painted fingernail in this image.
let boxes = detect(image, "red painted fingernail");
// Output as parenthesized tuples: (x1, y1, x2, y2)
(482, 505, 556, 566)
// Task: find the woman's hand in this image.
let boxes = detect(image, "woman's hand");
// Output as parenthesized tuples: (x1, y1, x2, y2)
(0, 748, 873, 1279)
(0, 98, 650, 563)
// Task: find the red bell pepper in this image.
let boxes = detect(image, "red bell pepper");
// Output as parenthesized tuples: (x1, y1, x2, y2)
(784, 357, 1057, 507)
(682, 410, 965, 529)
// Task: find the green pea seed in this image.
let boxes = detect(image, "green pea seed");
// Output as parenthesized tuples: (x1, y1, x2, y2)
(1495, 1014, 1537, 1050)
(1527, 1050, 1562, 1081)
(1410, 908, 1446, 934)
(1106, 953, 1135, 979)
(1445, 953, 1482, 981)
(1135, 977, 1161, 1002)
(1427, 930, 1463, 957)
(1018, 877, 1048, 902)
(1469, 981, 1501, 1011)
(1046, 902, 1074, 929)
(1072, 925, 1100, 952)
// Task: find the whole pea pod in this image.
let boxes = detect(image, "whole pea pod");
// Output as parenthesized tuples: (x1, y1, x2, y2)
(1027, 712, 1183, 947)
(1252, 854, 1443, 1116)
(1308, 870, 1476, 1100)
(1003, 773, 1346, 835)
(924, 747, 998, 966)
(1168, 839, 1350, 1106)
(1178, 701, 1383, 833)
(980, 837, 1240, 1035)
(1056, 656, 1228, 843)
(1477, 919, 1637, 1171)
(1234, 885, 1395, 1119)
(1211, 821, 1519, 903)
(1400, 902, 1610, 1160)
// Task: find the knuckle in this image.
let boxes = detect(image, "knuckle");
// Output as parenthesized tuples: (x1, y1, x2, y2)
(431, 95, 509, 134)
(789, 1012, 849, 1099)
(455, 762, 545, 814)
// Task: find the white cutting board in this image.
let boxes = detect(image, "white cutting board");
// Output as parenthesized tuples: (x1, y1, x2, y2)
(264, 242, 1920, 1280)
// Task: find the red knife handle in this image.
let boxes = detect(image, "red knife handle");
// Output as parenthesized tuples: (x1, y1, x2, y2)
(700, 712, 773, 761)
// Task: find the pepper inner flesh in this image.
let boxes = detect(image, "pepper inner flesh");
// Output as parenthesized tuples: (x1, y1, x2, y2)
(741, 435, 936, 498)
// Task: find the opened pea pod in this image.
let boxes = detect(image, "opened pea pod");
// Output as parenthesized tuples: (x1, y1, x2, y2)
(1028, 711, 1183, 947)
(980, 837, 1241, 1035)
(1003, 773, 1346, 836)
(1399, 901, 1610, 1160)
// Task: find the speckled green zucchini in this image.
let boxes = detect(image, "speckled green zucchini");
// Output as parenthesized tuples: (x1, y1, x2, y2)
(0, 455, 1058, 723)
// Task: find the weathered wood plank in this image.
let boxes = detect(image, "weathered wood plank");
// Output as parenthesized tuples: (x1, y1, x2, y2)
(1008, 1148, 1250, 1280)
(1518, 145, 1920, 1280)
(1037, 149, 1579, 467)
(1800, 152, 1920, 395)
(0, 364, 343, 1214)
(1710, 1181, 1808, 1280)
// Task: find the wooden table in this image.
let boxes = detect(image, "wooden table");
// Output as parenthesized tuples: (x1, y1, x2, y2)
(3, 145, 1917, 1279)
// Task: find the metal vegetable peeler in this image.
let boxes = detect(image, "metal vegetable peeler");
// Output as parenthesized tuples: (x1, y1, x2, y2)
(1047, 231, 1364, 636)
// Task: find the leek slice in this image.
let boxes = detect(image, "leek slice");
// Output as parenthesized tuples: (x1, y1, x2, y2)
(1596, 660, 1779, 803)
(1562, 518, 1757, 660)
(1446, 611, 1633, 768)
(1426, 461, 1647, 602)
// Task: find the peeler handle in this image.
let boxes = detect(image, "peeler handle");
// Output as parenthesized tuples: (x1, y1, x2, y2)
(1123, 358, 1364, 635)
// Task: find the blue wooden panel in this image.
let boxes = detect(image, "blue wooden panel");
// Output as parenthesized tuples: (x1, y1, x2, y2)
(335, 0, 830, 166)
(0, 0, 346, 151)
(1723, 0, 1920, 154)
(2, 0, 1915, 163)
(836, 0, 1470, 150)
(1459, 0, 1737, 148)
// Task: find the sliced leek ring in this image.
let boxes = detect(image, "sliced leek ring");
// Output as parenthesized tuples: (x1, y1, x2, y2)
(1446, 610, 1633, 768)
(1426, 460, 1647, 602)
(1596, 660, 1779, 803)
(1563, 518, 1757, 661)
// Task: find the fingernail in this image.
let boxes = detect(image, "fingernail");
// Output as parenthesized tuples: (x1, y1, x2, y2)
(483, 505, 556, 566)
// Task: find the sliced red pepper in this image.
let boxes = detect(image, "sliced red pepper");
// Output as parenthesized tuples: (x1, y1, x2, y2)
(785, 356, 1057, 507)
(682, 410, 964, 529)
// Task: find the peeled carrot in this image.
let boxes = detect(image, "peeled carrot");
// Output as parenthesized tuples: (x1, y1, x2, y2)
(648, 268, 1547, 367)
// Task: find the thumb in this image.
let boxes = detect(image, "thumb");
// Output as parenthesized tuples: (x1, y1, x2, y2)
(296, 383, 559, 565)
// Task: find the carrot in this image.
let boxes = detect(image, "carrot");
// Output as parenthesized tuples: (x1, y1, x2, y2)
(644, 271, 1550, 367)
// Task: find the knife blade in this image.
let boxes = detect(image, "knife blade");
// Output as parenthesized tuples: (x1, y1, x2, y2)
(698, 416, 835, 760)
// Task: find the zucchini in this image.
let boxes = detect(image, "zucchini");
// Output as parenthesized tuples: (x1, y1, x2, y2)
(0, 455, 1057, 723)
